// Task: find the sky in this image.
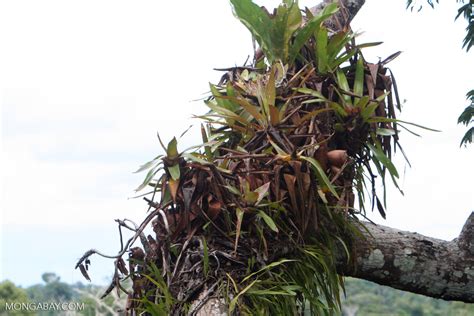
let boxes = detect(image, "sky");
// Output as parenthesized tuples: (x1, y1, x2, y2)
(1, 0, 473, 287)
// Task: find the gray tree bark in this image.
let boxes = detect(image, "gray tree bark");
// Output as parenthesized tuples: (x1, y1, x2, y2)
(340, 212, 474, 303)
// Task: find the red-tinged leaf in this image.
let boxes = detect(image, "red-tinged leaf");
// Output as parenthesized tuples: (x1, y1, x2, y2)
(220, 95, 264, 123)
(269, 105, 280, 125)
(284, 173, 298, 212)
(266, 66, 276, 108)
(354, 55, 364, 103)
(368, 63, 379, 86)
(168, 178, 180, 203)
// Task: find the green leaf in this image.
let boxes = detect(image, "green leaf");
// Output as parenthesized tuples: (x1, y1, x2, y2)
(168, 164, 180, 181)
(134, 155, 162, 173)
(376, 128, 396, 136)
(460, 126, 473, 147)
(269, 139, 289, 156)
(224, 185, 241, 196)
(300, 156, 339, 198)
(368, 117, 441, 132)
(229, 280, 259, 313)
(272, 0, 302, 62)
(221, 95, 265, 124)
(328, 101, 349, 118)
(355, 41, 384, 49)
(290, 2, 338, 63)
(330, 50, 357, 70)
(230, 0, 273, 60)
(205, 100, 243, 123)
(361, 102, 379, 121)
(247, 289, 295, 296)
(258, 210, 279, 233)
(355, 95, 370, 109)
(167, 137, 178, 159)
(135, 167, 161, 191)
(182, 152, 209, 164)
(242, 259, 297, 283)
(230, 0, 302, 63)
(367, 143, 399, 178)
(293, 87, 327, 101)
(353, 55, 365, 103)
(327, 31, 354, 62)
(336, 70, 351, 104)
(316, 26, 329, 73)
(210, 84, 239, 112)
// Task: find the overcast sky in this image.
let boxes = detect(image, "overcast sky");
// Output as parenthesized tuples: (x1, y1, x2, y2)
(1, 0, 473, 287)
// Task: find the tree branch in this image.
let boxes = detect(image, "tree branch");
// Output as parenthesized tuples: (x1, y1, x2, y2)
(340, 212, 474, 302)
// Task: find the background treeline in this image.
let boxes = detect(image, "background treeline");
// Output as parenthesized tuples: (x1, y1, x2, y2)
(1, 274, 473, 315)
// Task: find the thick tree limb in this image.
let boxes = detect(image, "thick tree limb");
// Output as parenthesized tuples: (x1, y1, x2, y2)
(340, 212, 474, 303)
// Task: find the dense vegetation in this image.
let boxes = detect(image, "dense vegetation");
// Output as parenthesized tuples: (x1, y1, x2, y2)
(73, 0, 471, 314)
(76, 0, 432, 313)
(1, 275, 473, 315)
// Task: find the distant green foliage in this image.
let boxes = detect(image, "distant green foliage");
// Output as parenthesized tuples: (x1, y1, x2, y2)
(342, 278, 474, 316)
(0, 274, 127, 316)
(2, 276, 473, 315)
(27, 273, 74, 303)
(458, 90, 474, 146)
(0, 281, 32, 315)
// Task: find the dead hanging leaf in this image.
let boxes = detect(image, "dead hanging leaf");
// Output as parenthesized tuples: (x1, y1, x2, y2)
(273, 165, 283, 200)
(365, 74, 375, 99)
(78, 264, 91, 282)
(100, 281, 116, 299)
(115, 277, 121, 298)
(283, 173, 298, 213)
(117, 258, 129, 275)
(367, 63, 379, 86)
